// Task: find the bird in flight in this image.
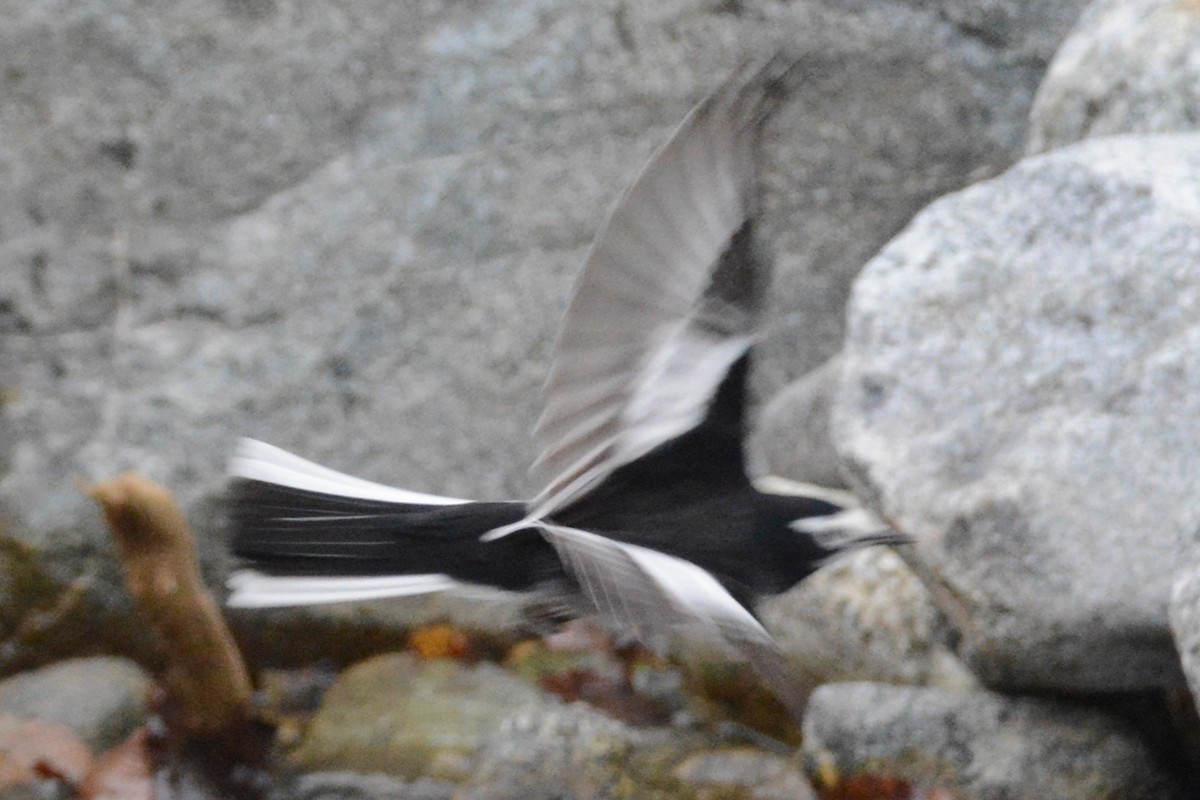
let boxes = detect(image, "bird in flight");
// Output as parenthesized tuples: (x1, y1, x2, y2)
(226, 55, 907, 717)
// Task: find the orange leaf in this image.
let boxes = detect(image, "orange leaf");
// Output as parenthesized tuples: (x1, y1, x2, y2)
(408, 624, 472, 660)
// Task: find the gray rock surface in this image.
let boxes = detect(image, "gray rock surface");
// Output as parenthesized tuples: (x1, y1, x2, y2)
(1028, 0, 1200, 154)
(803, 682, 1186, 800)
(759, 547, 975, 691)
(672, 748, 816, 800)
(455, 702, 660, 800)
(459, 702, 811, 800)
(0, 783, 71, 800)
(896, 0, 1090, 62)
(753, 355, 846, 487)
(835, 133, 1200, 691)
(0, 1, 1084, 659)
(274, 773, 455, 800)
(0, 656, 149, 751)
(290, 652, 547, 780)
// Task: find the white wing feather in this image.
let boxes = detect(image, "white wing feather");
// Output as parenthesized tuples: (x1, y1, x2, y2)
(539, 522, 806, 715)
(528, 57, 790, 517)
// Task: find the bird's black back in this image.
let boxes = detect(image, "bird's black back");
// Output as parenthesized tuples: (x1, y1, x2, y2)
(550, 353, 841, 603)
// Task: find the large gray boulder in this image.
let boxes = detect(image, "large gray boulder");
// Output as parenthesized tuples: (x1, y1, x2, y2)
(1, 1, 1085, 662)
(803, 682, 1186, 800)
(835, 133, 1200, 692)
(895, 0, 1091, 62)
(1028, 0, 1200, 154)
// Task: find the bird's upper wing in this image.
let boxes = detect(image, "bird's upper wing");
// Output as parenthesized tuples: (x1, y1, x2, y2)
(541, 522, 806, 717)
(528, 56, 791, 517)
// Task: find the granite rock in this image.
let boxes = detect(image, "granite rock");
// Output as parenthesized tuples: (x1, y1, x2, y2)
(1028, 0, 1200, 154)
(753, 354, 846, 488)
(0, 656, 149, 751)
(759, 547, 975, 692)
(836, 133, 1200, 691)
(673, 748, 817, 800)
(290, 652, 546, 780)
(289, 649, 810, 799)
(271, 772, 455, 800)
(803, 682, 1186, 800)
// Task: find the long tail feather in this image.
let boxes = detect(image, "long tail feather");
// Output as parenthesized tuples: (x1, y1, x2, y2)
(230, 438, 468, 505)
(226, 439, 550, 605)
(226, 570, 459, 608)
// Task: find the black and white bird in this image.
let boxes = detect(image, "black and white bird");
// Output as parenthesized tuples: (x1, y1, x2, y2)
(226, 56, 906, 716)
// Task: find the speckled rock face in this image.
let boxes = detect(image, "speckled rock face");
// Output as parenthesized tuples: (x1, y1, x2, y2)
(0, 656, 150, 751)
(753, 355, 846, 488)
(288, 650, 819, 798)
(803, 682, 1187, 800)
(290, 653, 547, 779)
(1028, 0, 1200, 154)
(758, 547, 974, 692)
(836, 133, 1200, 691)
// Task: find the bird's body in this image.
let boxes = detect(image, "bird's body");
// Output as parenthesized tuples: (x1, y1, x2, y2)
(226, 55, 906, 715)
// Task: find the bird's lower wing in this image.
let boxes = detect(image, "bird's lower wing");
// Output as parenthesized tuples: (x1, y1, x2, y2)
(539, 523, 806, 717)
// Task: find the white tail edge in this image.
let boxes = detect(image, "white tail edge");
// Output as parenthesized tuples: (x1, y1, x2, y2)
(753, 475, 860, 507)
(229, 438, 468, 505)
(226, 569, 459, 608)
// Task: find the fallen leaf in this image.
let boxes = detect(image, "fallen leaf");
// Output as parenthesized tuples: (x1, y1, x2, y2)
(0, 716, 93, 788)
(408, 624, 472, 660)
(817, 773, 914, 800)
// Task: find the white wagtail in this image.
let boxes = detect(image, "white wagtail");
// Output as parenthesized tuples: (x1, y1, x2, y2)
(226, 55, 907, 716)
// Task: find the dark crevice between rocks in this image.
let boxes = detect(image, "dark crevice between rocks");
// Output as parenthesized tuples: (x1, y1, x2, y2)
(1109, 687, 1200, 797)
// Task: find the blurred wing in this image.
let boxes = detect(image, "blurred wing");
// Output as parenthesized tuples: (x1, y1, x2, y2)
(529, 56, 791, 516)
(541, 522, 806, 717)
